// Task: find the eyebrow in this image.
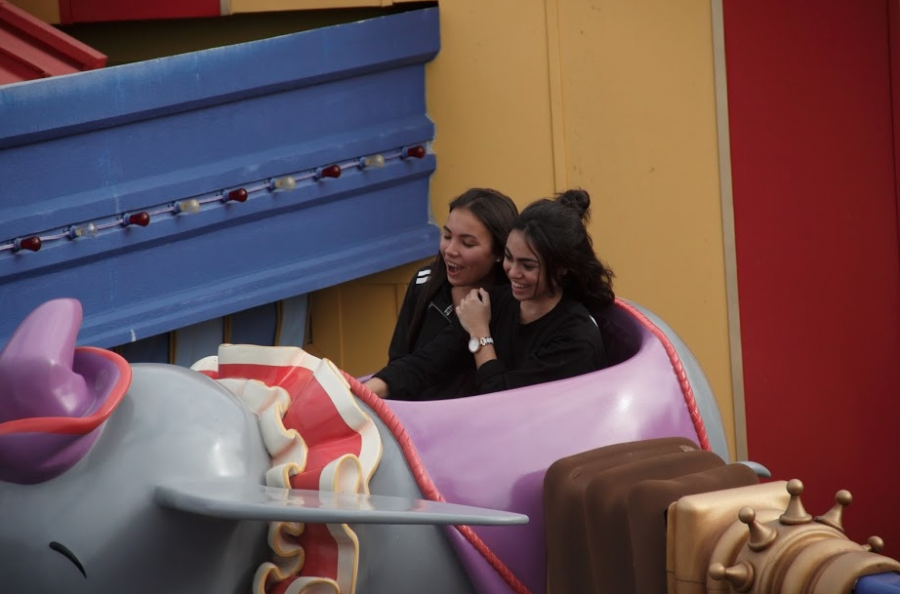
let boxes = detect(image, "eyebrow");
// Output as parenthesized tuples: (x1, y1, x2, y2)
(504, 248, 540, 266)
(443, 226, 479, 240)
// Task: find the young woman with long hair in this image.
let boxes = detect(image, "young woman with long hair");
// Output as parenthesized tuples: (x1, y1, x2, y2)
(364, 187, 518, 400)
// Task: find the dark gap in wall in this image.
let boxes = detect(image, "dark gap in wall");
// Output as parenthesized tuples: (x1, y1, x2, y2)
(112, 331, 171, 364)
(57, 3, 437, 66)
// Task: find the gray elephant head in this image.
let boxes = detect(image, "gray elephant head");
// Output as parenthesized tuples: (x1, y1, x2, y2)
(0, 299, 523, 594)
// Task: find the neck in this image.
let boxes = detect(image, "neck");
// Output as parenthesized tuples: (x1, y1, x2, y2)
(451, 277, 494, 307)
(519, 292, 563, 324)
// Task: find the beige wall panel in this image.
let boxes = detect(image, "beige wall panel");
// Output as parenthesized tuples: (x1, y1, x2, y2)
(394, 283, 407, 316)
(309, 260, 425, 375)
(9, 0, 59, 24)
(339, 283, 402, 376)
(327, 0, 560, 378)
(554, 0, 734, 456)
(425, 0, 558, 215)
(307, 286, 343, 364)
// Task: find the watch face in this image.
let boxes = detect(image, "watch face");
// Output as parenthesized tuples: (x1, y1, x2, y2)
(468, 337, 480, 353)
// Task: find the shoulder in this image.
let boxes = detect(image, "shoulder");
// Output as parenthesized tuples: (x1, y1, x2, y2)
(564, 298, 594, 320)
(402, 265, 437, 299)
(402, 265, 453, 316)
(410, 265, 434, 286)
(555, 299, 603, 339)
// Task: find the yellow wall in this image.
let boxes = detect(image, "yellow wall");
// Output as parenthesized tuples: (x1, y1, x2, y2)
(314, 0, 736, 458)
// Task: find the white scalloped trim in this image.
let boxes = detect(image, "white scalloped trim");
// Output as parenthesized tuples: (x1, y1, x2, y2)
(194, 346, 381, 594)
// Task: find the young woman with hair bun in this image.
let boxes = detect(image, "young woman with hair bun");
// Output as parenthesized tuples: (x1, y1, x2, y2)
(456, 188, 615, 393)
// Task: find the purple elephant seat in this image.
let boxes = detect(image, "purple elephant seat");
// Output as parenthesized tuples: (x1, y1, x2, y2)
(347, 299, 721, 594)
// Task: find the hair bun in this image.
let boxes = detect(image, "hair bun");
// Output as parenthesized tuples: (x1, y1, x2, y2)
(557, 188, 591, 220)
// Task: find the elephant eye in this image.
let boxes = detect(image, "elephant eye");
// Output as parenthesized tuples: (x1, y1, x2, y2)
(49, 541, 86, 579)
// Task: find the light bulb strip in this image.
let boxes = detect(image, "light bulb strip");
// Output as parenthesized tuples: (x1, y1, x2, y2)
(149, 205, 177, 217)
(95, 221, 123, 232)
(246, 181, 271, 194)
(0, 143, 429, 255)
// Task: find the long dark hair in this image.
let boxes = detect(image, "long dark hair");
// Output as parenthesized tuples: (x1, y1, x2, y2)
(406, 188, 518, 349)
(512, 188, 615, 312)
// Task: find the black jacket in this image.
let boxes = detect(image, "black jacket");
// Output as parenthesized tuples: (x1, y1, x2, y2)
(373, 266, 474, 400)
(474, 288, 608, 394)
(375, 283, 608, 398)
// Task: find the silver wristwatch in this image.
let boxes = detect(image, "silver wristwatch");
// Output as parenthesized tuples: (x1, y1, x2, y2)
(468, 336, 494, 354)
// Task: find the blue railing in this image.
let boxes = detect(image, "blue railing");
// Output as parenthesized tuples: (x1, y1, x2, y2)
(0, 7, 440, 348)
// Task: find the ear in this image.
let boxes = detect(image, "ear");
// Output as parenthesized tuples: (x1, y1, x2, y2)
(154, 478, 528, 526)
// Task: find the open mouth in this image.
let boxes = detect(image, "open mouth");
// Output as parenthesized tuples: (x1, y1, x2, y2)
(446, 262, 462, 275)
(511, 282, 532, 298)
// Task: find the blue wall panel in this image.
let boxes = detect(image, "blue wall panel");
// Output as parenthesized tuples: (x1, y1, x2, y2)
(0, 8, 440, 348)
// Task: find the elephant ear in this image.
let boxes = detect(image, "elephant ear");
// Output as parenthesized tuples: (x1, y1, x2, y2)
(154, 478, 528, 525)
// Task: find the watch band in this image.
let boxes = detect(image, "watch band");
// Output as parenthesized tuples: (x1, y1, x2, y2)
(468, 336, 494, 354)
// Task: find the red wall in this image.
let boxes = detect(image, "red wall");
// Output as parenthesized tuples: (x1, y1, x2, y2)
(59, 0, 220, 24)
(725, 0, 900, 546)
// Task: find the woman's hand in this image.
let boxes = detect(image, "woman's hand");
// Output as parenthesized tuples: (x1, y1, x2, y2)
(363, 377, 389, 398)
(456, 288, 491, 338)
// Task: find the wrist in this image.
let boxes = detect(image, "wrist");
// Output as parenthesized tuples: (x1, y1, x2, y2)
(468, 335, 494, 354)
(469, 326, 490, 339)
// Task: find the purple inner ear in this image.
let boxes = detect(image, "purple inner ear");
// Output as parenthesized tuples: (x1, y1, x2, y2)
(0, 350, 121, 485)
(0, 359, 89, 422)
(74, 349, 121, 416)
(0, 429, 102, 485)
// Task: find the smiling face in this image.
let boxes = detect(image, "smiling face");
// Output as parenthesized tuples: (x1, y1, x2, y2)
(440, 207, 497, 288)
(503, 230, 557, 306)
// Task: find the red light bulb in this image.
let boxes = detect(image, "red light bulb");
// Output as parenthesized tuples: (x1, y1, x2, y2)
(15, 236, 42, 252)
(227, 188, 248, 203)
(318, 164, 342, 179)
(404, 145, 426, 159)
(127, 212, 151, 227)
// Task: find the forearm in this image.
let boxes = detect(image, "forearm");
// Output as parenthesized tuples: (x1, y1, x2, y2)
(363, 376, 390, 398)
(476, 339, 600, 394)
(372, 323, 468, 400)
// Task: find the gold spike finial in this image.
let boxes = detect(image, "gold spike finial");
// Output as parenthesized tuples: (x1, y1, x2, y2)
(739, 506, 777, 551)
(864, 536, 885, 553)
(709, 561, 755, 593)
(780, 478, 813, 525)
(815, 489, 851, 532)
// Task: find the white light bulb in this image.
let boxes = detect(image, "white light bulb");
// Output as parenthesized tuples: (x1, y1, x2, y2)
(363, 154, 385, 169)
(69, 222, 98, 239)
(273, 176, 296, 191)
(175, 199, 201, 214)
